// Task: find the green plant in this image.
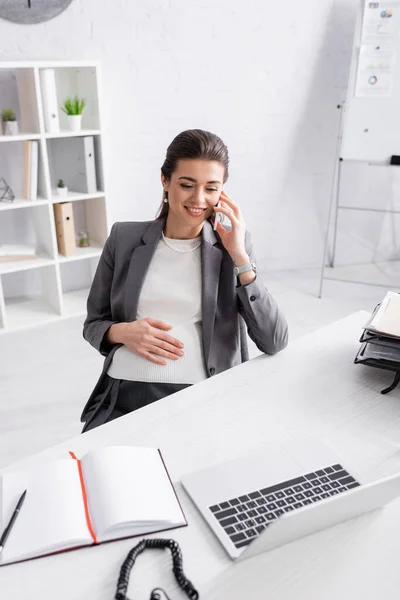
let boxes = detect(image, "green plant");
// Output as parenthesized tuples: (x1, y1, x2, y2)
(1, 108, 16, 122)
(60, 96, 86, 116)
(57, 179, 65, 188)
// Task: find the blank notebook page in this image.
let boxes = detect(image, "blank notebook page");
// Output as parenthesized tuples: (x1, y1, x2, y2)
(377, 294, 400, 337)
(0, 459, 91, 564)
(81, 446, 184, 538)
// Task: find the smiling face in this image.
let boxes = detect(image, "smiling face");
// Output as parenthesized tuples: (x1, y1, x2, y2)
(161, 159, 225, 239)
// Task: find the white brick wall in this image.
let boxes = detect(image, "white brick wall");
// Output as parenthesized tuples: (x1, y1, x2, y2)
(0, 0, 359, 270)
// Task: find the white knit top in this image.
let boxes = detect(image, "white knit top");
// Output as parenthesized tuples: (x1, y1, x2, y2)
(107, 235, 208, 384)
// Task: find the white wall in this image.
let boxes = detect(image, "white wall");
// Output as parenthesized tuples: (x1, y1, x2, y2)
(0, 0, 360, 271)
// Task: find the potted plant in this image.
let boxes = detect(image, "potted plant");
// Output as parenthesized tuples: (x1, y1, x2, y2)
(60, 95, 86, 132)
(56, 179, 68, 198)
(78, 229, 89, 248)
(1, 109, 19, 136)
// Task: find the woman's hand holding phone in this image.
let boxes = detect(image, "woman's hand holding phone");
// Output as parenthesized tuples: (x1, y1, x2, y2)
(213, 190, 248, 265)
(213, 200, 224, 231)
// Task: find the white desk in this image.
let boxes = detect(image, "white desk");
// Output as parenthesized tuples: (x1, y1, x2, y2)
(2, 311, 400, 600)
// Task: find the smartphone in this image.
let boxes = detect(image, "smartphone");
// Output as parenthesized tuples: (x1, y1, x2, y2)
(213, 200, 224, 231)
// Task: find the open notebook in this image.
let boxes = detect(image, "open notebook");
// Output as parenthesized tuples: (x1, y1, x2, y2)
(366, 291, 400, 338)
(0, 446, 186, 566)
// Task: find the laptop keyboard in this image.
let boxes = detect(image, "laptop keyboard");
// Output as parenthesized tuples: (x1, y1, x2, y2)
(209, 464, 360, 549)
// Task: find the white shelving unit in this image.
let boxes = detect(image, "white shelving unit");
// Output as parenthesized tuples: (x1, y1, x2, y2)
(0, 61, 109, 333)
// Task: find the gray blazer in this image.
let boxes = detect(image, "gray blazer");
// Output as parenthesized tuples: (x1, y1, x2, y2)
(81, 216, 288, 422)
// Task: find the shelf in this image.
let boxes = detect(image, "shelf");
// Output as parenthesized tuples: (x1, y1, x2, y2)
(0, 61, 107, 332)
(0, 134, 41, 143)
(45, 129, 101, 139)
(57, 243, 102, 263)
(0, 255, 55, 275)
(51, 191, 105, 203)
(62, 287, 89, 317)
(5, 297, 60, 331)
(0, 197, 48, 211)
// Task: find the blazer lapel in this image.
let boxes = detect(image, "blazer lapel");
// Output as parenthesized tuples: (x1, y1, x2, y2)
(124, 217, 166, 322)
(201, 220, 222, 365)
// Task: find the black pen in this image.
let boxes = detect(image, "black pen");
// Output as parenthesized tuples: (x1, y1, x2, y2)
(0, 490, 27, 553)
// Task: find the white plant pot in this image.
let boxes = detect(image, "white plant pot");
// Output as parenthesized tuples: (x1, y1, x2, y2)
(68, 115, 82, 132)
(2, 121, 19, 135)
(57, 186, 68, 198)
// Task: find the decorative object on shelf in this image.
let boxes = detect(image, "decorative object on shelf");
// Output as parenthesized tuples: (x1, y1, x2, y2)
(61, 95, 86, 132)
(57, 179, 68, 198)
(78, 229, 89, 248)
(0, 177, 15, 202)
(1, 109, 19, 136)
(0, 0, 74, 25)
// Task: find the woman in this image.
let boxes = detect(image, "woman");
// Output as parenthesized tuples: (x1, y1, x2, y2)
(81, 129, 288, 432)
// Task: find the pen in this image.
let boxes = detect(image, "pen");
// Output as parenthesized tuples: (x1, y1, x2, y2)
(0, 490, 27, 553)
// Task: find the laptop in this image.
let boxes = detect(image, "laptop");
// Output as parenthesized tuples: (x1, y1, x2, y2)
(181, 438, 400, 561)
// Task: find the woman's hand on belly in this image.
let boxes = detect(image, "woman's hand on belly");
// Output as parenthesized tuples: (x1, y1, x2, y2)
(107, 318, 184, 365)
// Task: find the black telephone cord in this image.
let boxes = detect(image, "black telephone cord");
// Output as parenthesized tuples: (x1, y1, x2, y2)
(114, 538, 199, 600)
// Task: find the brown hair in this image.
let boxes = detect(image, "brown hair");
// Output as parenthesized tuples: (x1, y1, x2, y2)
(157, 129, 229, 218)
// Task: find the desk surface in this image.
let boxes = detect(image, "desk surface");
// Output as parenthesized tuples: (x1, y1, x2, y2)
(2, 311, 400, 600)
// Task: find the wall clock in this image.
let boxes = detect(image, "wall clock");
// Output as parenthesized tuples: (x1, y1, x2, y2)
(0, 0, 74, 25)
